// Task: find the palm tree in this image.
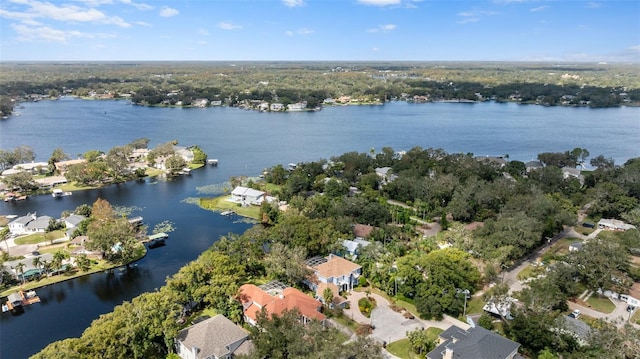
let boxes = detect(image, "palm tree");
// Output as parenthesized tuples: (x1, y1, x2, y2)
(32, 256, 44, 279)
(15, 262, 26, 284)
(1, 227, 10, 256)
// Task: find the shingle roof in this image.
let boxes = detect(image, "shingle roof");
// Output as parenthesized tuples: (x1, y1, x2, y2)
(176, 314, 251, 359)
(25, 216, 53, 230)
(314, 255, 361, 279)
(65, 214, 86, 227)
(427, 326, 520, 359)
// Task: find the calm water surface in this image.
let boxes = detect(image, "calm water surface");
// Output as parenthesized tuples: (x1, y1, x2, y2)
(0, 99, 639, 358)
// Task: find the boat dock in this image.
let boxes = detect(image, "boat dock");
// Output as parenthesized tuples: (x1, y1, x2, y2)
(220, 210, 235, 217)
(2, 289, 40, 312)
(207, 159, 219, 166)
(142, 232, 169, 243)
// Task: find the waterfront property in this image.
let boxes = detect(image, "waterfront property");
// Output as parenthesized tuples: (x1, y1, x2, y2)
(230, 186, 265, 206)
(8, 213, 53, 235)
(175, 314, 253, 359)
(239, 282, 326, 326)
(2, 289, 41, 312)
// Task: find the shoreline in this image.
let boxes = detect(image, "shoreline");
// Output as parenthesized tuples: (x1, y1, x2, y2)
(0, 242, 147, 299)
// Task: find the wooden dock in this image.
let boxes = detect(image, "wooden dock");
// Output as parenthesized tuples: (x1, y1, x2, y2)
(142, 232, 169, 243)
(2, 289, 40, 312)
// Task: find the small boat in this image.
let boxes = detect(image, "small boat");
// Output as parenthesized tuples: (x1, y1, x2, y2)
(52, 189, 72, 198)
(220, 210, 235, 217)
(207, 159, 219, 166)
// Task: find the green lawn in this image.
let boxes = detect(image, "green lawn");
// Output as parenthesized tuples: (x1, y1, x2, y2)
(14, 230, 66, 245)
(586, 295, 616, 313)
(465, 296, 485, 315)
(0, 243, 146, 297)
(631, 309, 640, 325)
(199, 195, 261, 219)
(332, 315, 360, 332)
(386, 328, 444, 359)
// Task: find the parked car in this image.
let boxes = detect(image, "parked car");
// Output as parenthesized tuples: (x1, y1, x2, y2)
(569, 309, 581, 318)
(627, 305, 636, 313)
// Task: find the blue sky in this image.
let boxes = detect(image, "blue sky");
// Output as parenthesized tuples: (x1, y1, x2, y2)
(1, 0, 638, 62)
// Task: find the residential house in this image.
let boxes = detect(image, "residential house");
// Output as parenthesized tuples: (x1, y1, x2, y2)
(64, 214, 86, 229)
(622, 282, 640, 308)
(597, 218, 636, 232)
(192, 98, 209, 108)
(568, 242, 584, 252)
(525, 160, 544, 173)
(54, 159, 87, 175)
(426, 325, 521, 359)
(230, 186, 265, 206)
(174, 146, 195, 163)
(554, 316, 592, 347)
(238, 283, 326, 326)
(475, 156, 507, 168)
(35, 176, 68, 189)
(270, 103, 284, 111)
(1, 162, 49, 176)
(175, 314, 253, 359)
(3, 253, 55, 280)
(287, 102, 307, 111)
(8, 213, 37, 235)
(25, 215, 54, 233)
(342, 238, 371, 258)
(306, 254, 362, 295)
(375, 167, 397, 184)
(561, 167, 584, 185)
(353, 224, 375, 239)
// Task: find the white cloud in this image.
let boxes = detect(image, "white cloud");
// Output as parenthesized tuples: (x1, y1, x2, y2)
(372, 47, 380, 52)
(368, 23, 396, 33)
(357, 0, 402, 6)
(457, 18, 479, 24)
(119, 0, 153, 11)
(217, 21, 242, 30)
(285, 28, 314, 36)
(135, 21, 151, 26)
(198, 28, 209, 36)
(457, 9, 497, 24)
(12, 23, 115, 42)
(159, 6, 178, 17)
(282, 0, 304, 7)
(0, 0, 130, 27)
(530, 6, 548, 12)
(586, 2, 601, 8)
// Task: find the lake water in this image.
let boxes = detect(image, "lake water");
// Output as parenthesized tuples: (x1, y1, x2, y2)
(1, 99, 639, 358)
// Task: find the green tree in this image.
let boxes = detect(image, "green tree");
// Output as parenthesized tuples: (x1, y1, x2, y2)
(407, 327, 436, 355)
(47, 148, 70, 174)
(165, 154, 186, 175)
(263, 242, 310, 286)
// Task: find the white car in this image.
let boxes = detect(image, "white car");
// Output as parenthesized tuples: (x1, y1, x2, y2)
(568, 309, 581, 319)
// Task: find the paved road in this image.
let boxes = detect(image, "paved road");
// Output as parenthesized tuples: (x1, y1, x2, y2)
(344, 291, 457, 345)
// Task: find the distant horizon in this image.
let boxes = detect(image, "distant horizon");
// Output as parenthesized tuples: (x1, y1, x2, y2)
(1, 0, 638, 63)
(1, 60, 638, 65)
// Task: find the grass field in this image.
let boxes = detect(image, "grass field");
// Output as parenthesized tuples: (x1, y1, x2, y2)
(586, 295, 616, 313)
(386, 327, 444, 359)
(199, 195, 261, 219)
(14, 230, 66, 245)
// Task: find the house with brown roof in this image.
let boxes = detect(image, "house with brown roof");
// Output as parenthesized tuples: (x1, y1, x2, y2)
(306, 254, 362, 299)
(175, 314, 253, 359)
(353, 223, 374, 239)
(238, 283, 325, 326)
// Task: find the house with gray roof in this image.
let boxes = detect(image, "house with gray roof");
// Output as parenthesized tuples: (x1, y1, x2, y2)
(230, 186, 265, 206)
(25, 215, 53, 233)
(175, 314, 253, 359)
(8, 213, 37, 235)
(64, 214, 86, 229)
(426, 325, 520, 359)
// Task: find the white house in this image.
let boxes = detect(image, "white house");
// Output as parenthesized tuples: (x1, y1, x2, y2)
(597, 218, 636, 231)
(230, 186, 265, 206)
(64, 214, 87, 229)
(8, 213, 37, 235)
(306, 254, 362, 294)
(25, 216, 54, 233)
(175, 314, 253, 359)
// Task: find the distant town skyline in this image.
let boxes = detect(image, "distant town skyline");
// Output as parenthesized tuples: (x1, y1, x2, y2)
(1, 0, 639, 62)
